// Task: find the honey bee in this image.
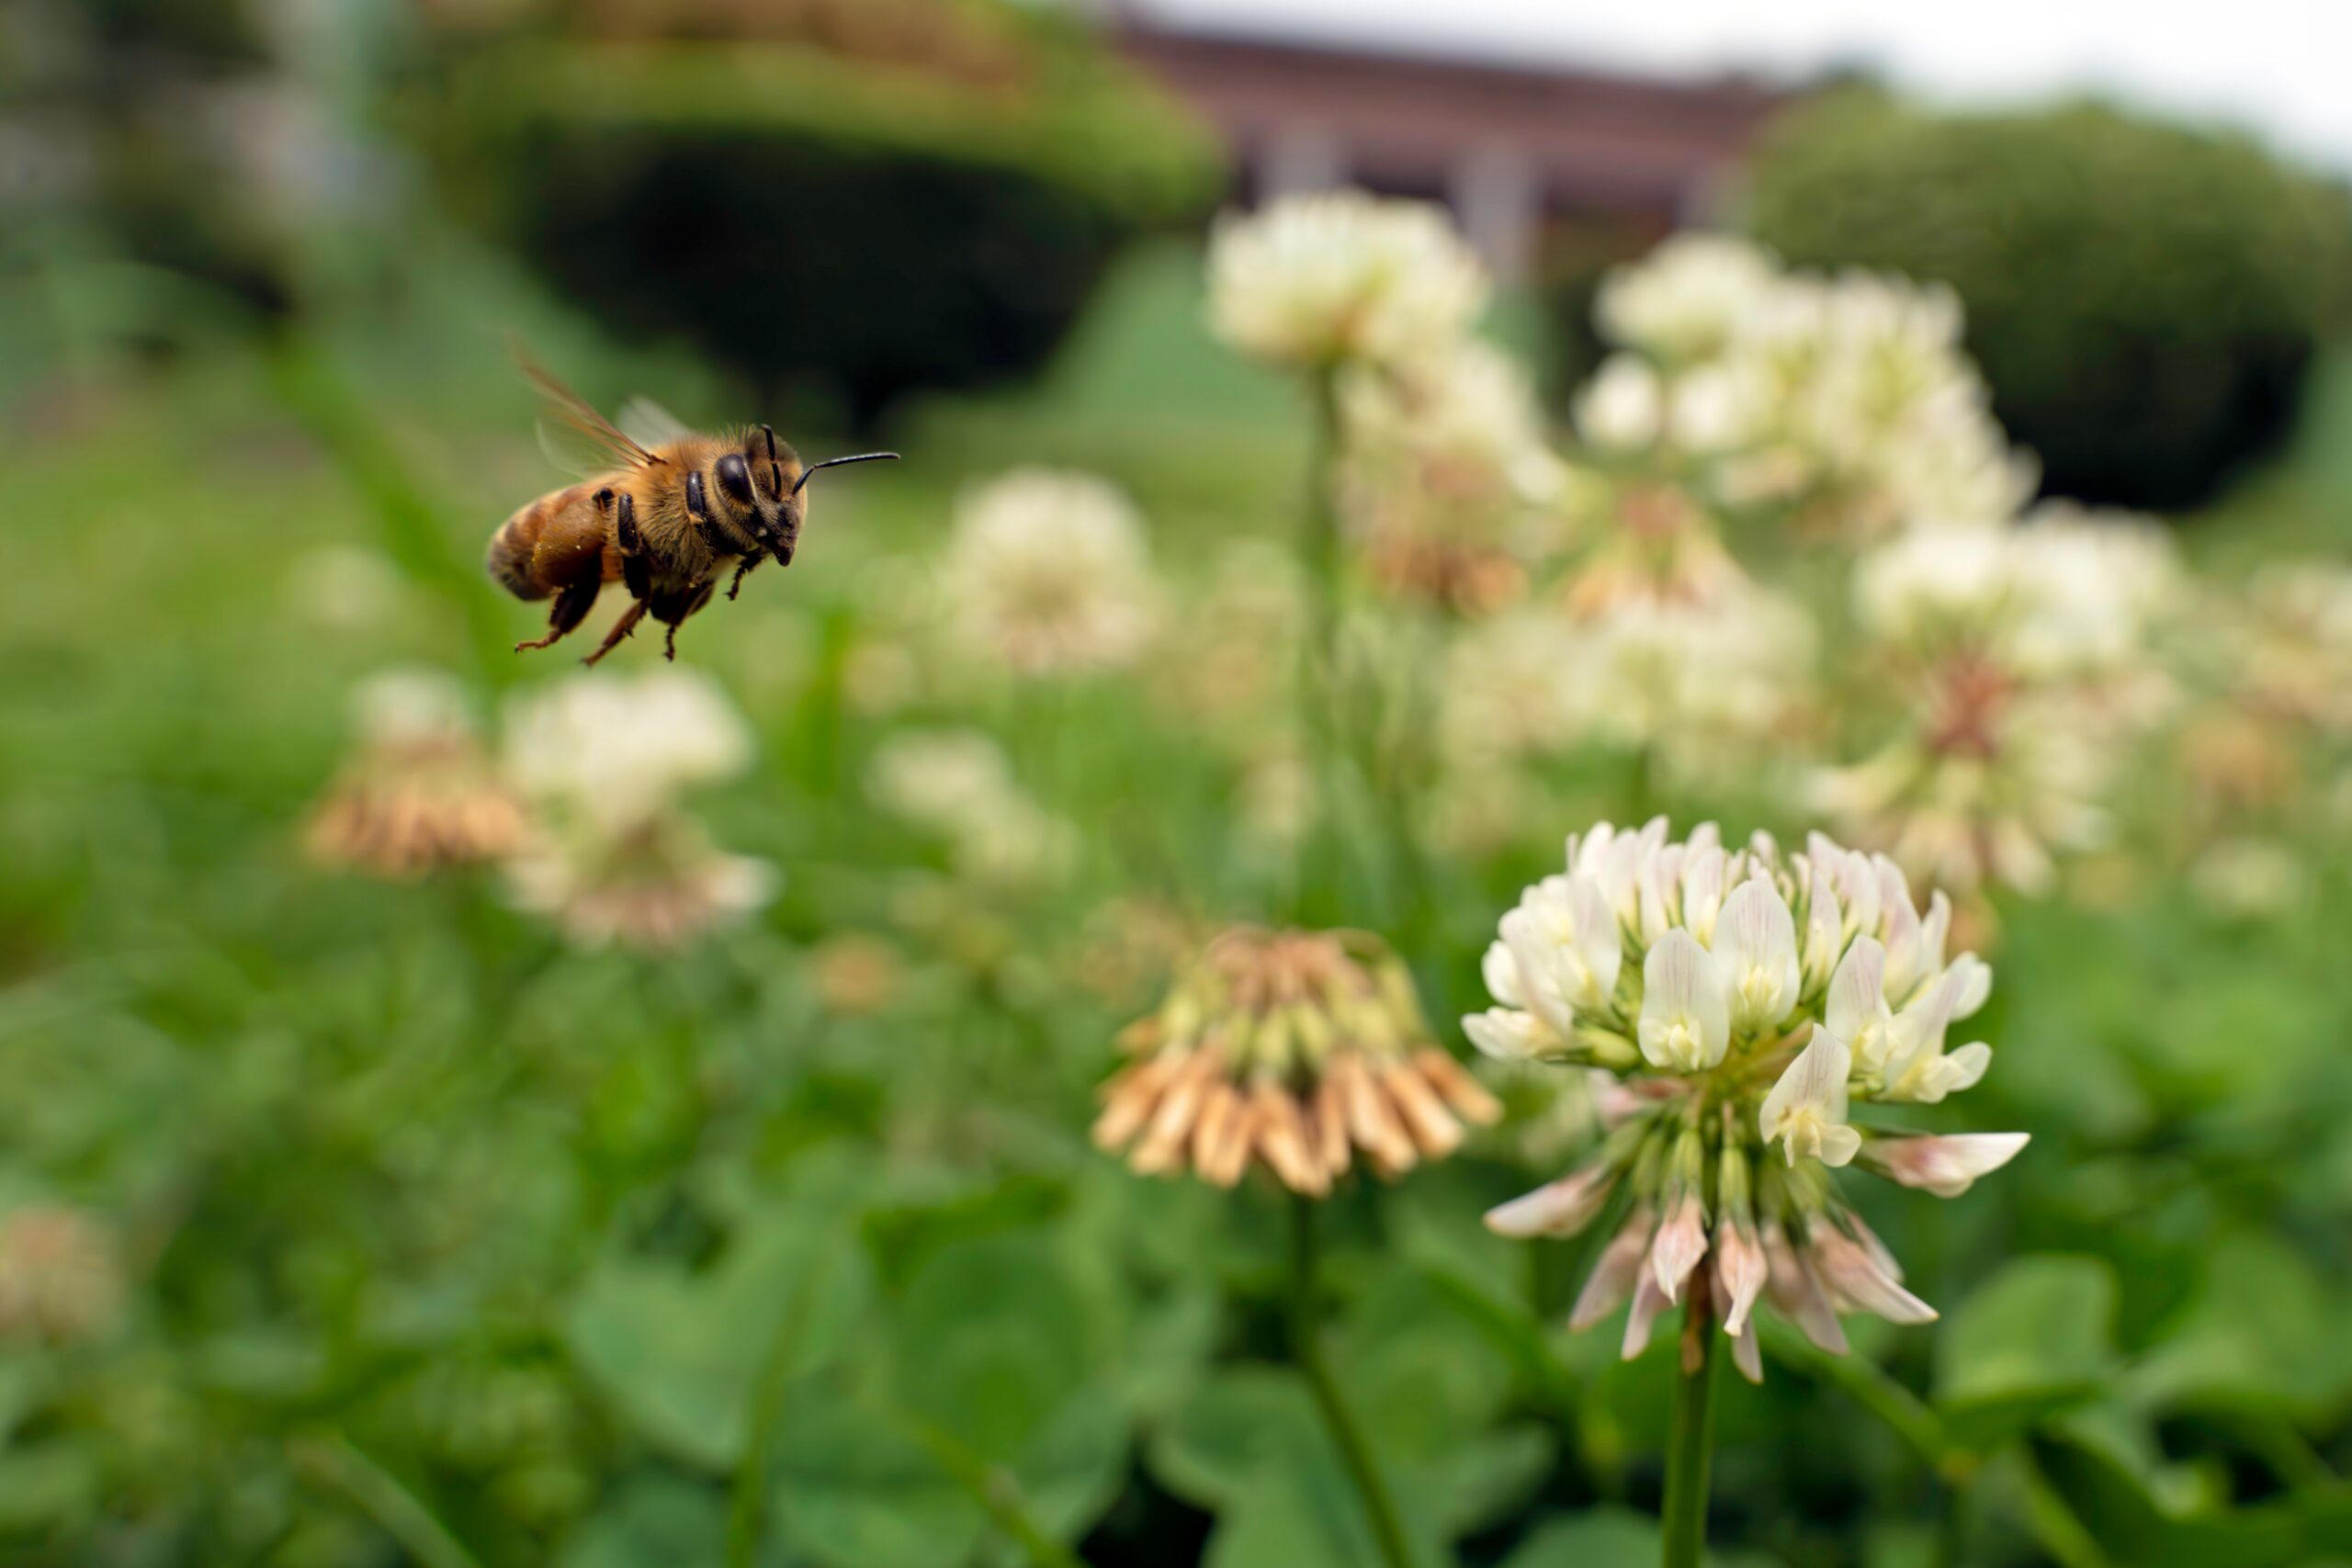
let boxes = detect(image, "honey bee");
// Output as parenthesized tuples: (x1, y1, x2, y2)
(488, 356, 898, 663)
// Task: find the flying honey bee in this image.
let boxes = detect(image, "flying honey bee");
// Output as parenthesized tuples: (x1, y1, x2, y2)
(488, 355, 898, 664)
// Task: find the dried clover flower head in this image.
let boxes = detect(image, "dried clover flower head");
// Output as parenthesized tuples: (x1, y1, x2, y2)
(1469, 818, 2027, 1382)
(1096, 928, 1498, 1196)
(1208, 191, 1489, 372)
(0, 1204, 123, 1346)
(308, 669, 528, 878)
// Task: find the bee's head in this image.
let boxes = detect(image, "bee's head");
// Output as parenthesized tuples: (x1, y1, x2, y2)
(710, 426, 898, 567)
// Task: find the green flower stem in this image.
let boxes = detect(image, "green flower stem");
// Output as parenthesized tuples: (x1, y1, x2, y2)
(728, 1253, 831, 1568)
(293, 1432, 485, 1568)
(1295, 365, 1345, 920)
(1288, 1193, 1417, 1568)
(1659, 1279, 1721, 1568)
(898, 1411, 1087, 1568)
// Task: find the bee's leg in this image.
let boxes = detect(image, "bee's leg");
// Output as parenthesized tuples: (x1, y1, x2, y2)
(514, 574, 600, 653)
(653, 580, 718, 662)
(726, 554, 761, 601)
(582, 600, 649, 667)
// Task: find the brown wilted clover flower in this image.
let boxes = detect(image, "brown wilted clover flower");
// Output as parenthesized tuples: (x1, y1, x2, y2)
(0, 1204, 124, 1346)
(308, 670, 527, 877)
(1094, 927, 1498, 1196)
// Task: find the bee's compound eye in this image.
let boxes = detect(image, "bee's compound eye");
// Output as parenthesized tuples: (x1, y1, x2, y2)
(715, 453, 754, 505)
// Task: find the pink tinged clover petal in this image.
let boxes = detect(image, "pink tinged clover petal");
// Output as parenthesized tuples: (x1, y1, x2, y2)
(1713, 1224, 1770, 1337)
(1810, 1225, 1938, 1325)
(1729, 1312, 1762, 1383)
(1622, 1270, 1672, 1360)
(1484, 1164, 1616, 1239)
(1649, 1192, 1710, 1303)
(1864, 1132, 2030, 1198)
(1571, 1207, 1656, 1330)
(1764, 1221, 1849, 1355)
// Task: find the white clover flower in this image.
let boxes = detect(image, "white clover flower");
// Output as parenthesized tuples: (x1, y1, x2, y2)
(504, 822, 775, 953)
(1335, 339, 1574, 610)
(504, 669, 752, 834)
(1574, 355, 1667, 450)
(1207, 191, 1489, 372)
(867, 728, 1075, 888)
(944, 468, 1160, 678)
(497, 671, 769, 948)
(1476, 818, 2026, 1382)
(1595, 234, 1782, 364)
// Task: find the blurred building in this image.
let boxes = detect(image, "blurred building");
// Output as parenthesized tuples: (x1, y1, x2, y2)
(1114, 15, 1785, 278)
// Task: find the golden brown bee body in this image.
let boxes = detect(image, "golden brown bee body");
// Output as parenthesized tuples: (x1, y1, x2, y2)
(489, 359, 897, 664)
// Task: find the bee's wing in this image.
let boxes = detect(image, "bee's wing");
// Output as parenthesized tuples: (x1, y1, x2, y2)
(517, 346, 662, 477)
(616, 397, 695, 452)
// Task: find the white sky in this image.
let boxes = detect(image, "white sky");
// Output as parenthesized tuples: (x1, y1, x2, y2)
(1137, 0, 2352, 175)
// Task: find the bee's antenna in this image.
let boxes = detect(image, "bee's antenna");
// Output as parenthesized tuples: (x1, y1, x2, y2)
(792, 452, 900, 496)
(761, 424, 783, 497)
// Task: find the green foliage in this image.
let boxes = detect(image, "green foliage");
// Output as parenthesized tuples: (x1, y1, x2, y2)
(1745, 90, 2352, 510)
(421, 17, 1219, 423)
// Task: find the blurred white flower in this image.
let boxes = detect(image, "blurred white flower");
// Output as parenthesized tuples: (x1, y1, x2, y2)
(1594, 234, 1781, 365)
(2189, 837, 2310, 919)
(504, 669, 752, 833)
(1336, 339, 1573, 610)
(1575, 355, 1666, 450)
(504, 820, 775, 953)
(499, 671, 771, 950)
(1207, 191, 1488, 371)
(867, 728, 1075, 888)
(944, 468, 1160, 677)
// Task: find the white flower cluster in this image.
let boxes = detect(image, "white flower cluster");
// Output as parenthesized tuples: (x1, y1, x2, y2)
(1334, 340, 1575, 609)
(501, 670, 774, 949)
(1207, 192, 1489, 373)
(1584, 234, 2034, 537)
(1440, 484, 1814, 788)
(1824, 503, 2180, 895)
(1470, 819, 2026, 1381)
(944, 468, 1161, 678)
(867, 728, 1076, 888)
(1857, 504, 2180, 678)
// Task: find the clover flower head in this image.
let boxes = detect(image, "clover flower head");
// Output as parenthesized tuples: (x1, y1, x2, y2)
(504, 669, 752, 834)
(1594, 234, 1783, 365)
(504, 816, 775, 952)
(944, 468, 1161, 677)
(0, 1204, 123, 1346)
(1472, 818, 2026, 1382)
(1337, 339, 1571, 611)
(1207, 191, 1489, 372)
(499, 671, 770, 948)
(1096, 928, 1499, 1196)
(308, 668, 527, 877)
(868, 728, 1076, 888)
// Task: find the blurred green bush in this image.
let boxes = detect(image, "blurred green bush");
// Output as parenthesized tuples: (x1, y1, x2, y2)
(1744, 90, 2352, 512)
(417, 1, 1220, 422)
